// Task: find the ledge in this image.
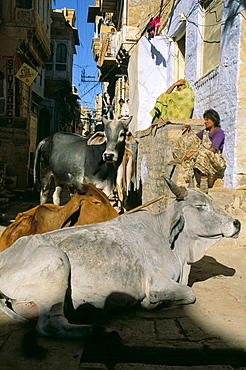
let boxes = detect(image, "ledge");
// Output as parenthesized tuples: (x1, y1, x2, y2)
(136, 118, 204, 138)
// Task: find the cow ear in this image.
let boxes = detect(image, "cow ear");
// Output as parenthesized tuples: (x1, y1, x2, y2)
(168, 213, 185, 246)
(87, 132, 106, 146)
(125, 132, 135, 144)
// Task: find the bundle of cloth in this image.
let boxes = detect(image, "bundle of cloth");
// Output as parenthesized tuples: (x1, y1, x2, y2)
(150, 79, 195, 123)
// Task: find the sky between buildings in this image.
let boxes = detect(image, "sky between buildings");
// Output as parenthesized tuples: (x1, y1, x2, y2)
(54, 0, 102, 112)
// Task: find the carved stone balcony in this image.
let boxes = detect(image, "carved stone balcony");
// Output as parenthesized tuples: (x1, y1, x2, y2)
(92, 37, 100, 61)
(97, 27, 118, 68)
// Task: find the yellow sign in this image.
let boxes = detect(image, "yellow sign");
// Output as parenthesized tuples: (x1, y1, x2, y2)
(15, 63, 38, 86)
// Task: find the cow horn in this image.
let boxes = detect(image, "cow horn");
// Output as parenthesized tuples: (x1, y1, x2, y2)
(123, 116, 133, 127)
(162, 176, 187, 200)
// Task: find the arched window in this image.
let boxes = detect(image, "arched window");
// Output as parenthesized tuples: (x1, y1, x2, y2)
(56, 44, 67, 71)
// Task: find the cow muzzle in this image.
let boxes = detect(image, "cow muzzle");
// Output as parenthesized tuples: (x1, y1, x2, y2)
(230, 219, 241, 238)
(222, 218, 241, 239)
(103, 152, 117, 163)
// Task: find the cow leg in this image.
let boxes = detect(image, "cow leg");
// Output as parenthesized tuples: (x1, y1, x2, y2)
(40, 172, 52, 204)
(37, 255, 99, 339)
(37, 302, 96, 339)
(15, 243, 96, 339)
(53, 179, 64, 206)
(0, 239, 96, 339)
(116, 163, 124, 203)
(68, 186, 76, 199)
(141, 281, 196, 309)
(52, 186, 63, 206)
(40, 186, 50, 204)
(126, 153, 134, 196)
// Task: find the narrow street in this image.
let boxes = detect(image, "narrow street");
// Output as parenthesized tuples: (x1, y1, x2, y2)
(0, 1, 246, 369)
(0, 188, 245, 369)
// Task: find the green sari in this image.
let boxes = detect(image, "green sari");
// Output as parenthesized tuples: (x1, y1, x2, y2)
(149, 80, 195, 122)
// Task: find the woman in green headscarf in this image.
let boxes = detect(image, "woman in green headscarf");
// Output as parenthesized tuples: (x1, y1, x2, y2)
(149, 79, 195, 126)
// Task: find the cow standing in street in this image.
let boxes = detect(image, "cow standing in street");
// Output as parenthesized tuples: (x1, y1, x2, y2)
(34, 116, 132, 205)
(0, 177, 240, 339)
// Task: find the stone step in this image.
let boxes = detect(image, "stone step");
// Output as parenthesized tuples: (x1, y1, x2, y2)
(80, 364, 236, 369)
(168, 163, 224, 189)
(167, 160, 246, 216)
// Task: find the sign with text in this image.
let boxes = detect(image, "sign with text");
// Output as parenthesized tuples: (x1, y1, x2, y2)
(15, 63, 38, 86)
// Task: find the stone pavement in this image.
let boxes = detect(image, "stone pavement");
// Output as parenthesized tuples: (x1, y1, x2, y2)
(0, 187, 245, 369)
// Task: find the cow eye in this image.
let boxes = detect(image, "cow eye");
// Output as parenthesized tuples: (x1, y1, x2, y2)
(195, 204, 207, 211)
(119, 131, 125, 138)
(92, 201, 102, 205)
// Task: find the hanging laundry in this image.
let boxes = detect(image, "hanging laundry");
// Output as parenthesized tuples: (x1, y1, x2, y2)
(147, 16, 160, 40)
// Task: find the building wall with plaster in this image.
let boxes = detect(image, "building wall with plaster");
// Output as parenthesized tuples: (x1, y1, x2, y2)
(129, 36, 168, 133)
(129, 0, 246, 190)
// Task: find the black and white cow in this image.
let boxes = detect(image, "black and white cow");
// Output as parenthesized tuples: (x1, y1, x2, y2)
(34, 117, 132, 204)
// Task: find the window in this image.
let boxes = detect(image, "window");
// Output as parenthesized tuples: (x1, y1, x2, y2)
(56, 44, 67, 71)
(16, 0, 32, 9)
(201, 0, 222, 76)
(174, 32, 186, 81)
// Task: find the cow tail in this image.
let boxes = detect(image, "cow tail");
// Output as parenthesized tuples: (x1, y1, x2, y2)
(33, 139, 46, 191)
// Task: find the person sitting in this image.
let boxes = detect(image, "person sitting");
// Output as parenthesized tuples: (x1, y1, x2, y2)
(171, 109, 226, 193)
(118, 99, 130, 119)
(149, 79, 195, 127)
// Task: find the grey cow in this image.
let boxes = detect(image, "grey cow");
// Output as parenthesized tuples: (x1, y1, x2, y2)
(34, 116, 132, 205)
(0, 178, 240, 339)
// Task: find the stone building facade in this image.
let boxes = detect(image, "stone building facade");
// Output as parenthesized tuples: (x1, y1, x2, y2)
(0, 0, 51, 188)
(41, 7, 80, 140)
(0, 2, 80, 189)
(89, 1, 246, 195)
(166, 0, 246, 190)
(88, 0, 174, 121)
(128, 0, 246, 191)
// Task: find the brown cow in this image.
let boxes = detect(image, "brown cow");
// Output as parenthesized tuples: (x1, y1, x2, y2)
(0, 183, 118, 252)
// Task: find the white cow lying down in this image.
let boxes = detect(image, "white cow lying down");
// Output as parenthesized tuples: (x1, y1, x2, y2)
(0, 177, 241, 339)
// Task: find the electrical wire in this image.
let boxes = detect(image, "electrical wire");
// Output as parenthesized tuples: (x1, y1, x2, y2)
(76, 0, 246, 101)
(78, 0, 177, 100)
(74, 0, 176, 105)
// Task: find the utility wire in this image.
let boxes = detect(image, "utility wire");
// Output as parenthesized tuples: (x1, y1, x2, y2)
(79, 0, 245, 98)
